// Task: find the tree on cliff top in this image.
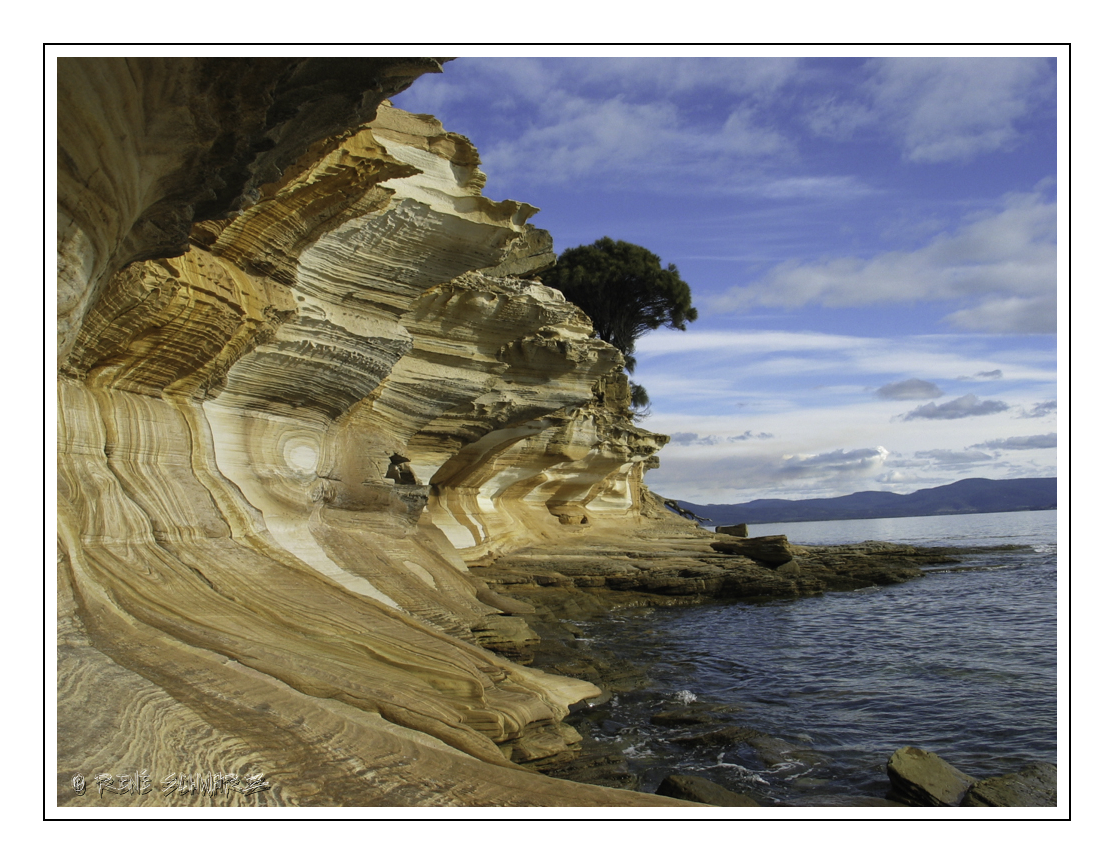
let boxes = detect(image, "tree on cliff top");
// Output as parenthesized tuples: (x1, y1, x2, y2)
(542, 237, 698, 377)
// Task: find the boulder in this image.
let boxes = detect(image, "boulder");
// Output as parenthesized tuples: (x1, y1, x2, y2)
(886, 746, 976, 806)
(656, 774, 760, 807)
(710, 535, 794, 566)
(715, 523, 749, 538)
(962, 762, 1057, 807)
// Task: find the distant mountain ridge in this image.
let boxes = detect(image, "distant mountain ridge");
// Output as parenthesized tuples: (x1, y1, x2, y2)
(676, 477, 1056, 526)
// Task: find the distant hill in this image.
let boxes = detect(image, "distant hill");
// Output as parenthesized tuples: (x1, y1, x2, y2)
(675, 477, 1056, 526)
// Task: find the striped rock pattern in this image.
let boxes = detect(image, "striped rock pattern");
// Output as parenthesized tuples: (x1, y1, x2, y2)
(56, 58, 684, 807)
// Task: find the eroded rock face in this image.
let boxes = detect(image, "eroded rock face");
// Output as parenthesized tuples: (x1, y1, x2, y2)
(56, 59, 684, 807)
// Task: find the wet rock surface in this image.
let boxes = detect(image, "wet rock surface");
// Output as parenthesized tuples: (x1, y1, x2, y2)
(885, 746, 1057, 807)
(656, 774, 759, 807)
(962, 762, 1057, 807)
(473, 535, 978, 611)
(711, 534, 795, 566)
(886, 746, 976, 806)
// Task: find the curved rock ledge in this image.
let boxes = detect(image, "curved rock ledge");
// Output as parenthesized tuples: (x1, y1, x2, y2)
(57, 58, 690, 807)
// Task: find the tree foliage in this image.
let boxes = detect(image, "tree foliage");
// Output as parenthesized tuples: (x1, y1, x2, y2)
(630, 382, 652, 420)
(543, 237, 698, 363)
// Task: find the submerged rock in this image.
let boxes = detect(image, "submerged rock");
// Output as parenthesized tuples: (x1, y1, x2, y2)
(675, 725, 754, 746)
(742, 731, 826, 770)
(656, 774, 759, 807)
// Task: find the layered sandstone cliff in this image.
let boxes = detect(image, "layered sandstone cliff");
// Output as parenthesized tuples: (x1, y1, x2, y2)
(56, 57, 689, 806)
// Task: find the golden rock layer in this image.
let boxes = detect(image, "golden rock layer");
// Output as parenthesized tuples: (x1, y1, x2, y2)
(57, 58, 688, 806)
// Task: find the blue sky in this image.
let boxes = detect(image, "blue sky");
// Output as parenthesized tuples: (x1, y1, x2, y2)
(392, 54, 1058, 504)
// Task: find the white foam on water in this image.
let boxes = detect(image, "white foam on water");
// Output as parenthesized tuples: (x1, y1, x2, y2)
(623, 742, 654, 759)
(713, 755, 771, 785)
(673, 689, 698, 704)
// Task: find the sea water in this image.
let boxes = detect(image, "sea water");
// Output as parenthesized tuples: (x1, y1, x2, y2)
(575, 510, 1058, 804)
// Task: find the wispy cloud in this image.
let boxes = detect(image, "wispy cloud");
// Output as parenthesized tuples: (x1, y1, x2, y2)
(807, 58, 1055, 163)
(730, 430, 775, 441)
(651, 445, 893, 501)
(670, 430, 775, 446)
(971, 433, 1057, 450)
(865, 58, 1055, 164)
(671, 432, 721, 446)
(639, 329, 1056, 388)
(900, 394, 1010, 421)
(876, 378, 944, 400)
(912, 448, 996, 466)
(755, 175, 876, 200)
(399, 58, 910, 199)
(1017, 400, 1057, 418)
(714, 188, 1056, 334)
(420, 58, 801, 192)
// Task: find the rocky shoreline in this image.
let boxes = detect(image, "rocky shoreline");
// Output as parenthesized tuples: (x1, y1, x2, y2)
(470, 531, 1055, 807)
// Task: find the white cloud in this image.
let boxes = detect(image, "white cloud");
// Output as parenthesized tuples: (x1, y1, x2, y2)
(756, 175, 876, 200)
(911, 449, 996, 466)
(639, 329, 874, 357)
(479, 93, 788, 187)
(804, 58, 1054, 164)
(650, 445, 892, 502)
(484, 57, 805, 105)
(638, 329, 1056, 387)
(945, 294, 1056, 334)
(402, 58, 890, 196)
(865, 58, 1054, 164)
(645, 390, 1057, 502)
(714, 190, 1056, 334)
